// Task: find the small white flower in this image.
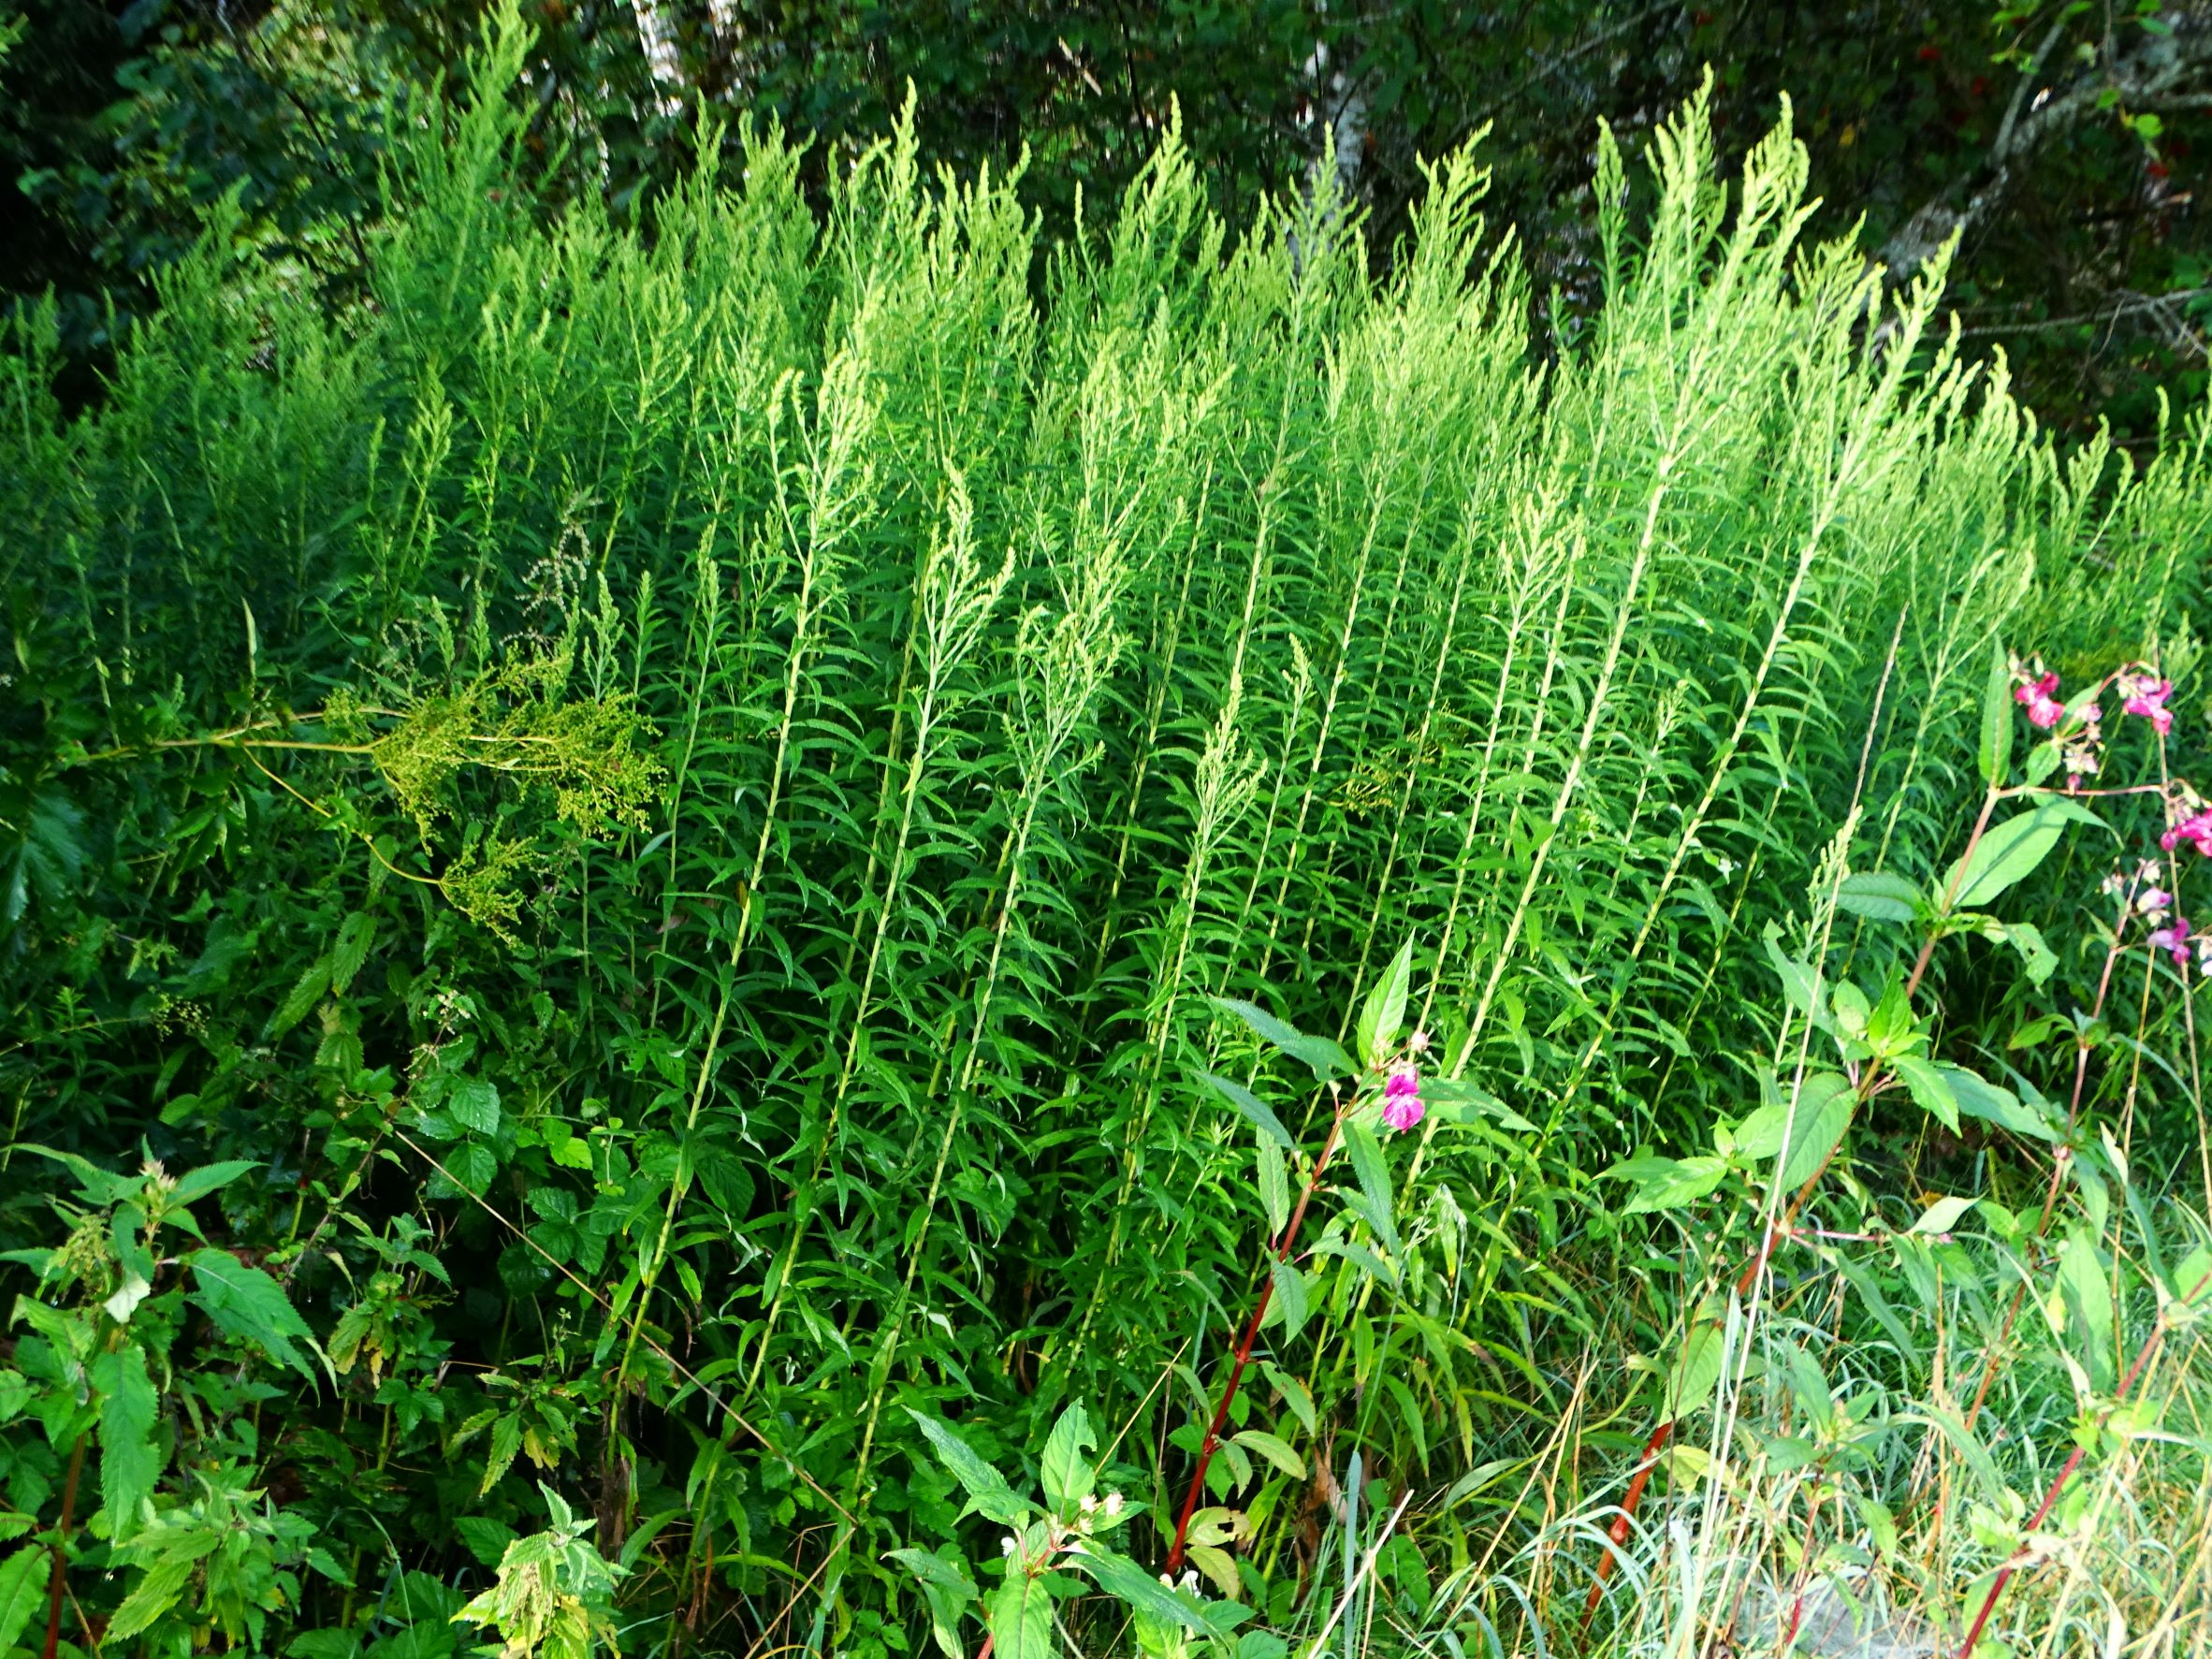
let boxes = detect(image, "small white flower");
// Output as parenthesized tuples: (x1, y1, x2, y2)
(1001, 1536, 1017, 1556)
(1158, 1573, 1173, 1588)
(1408, 1029, 1431, 1054)
(1178, 1570, 1200, 1593)
(1079, 1493, 1098, 1513)
(1103, 1492, 1123, 1517)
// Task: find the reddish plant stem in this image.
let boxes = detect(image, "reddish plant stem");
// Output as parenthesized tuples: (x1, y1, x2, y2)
(1164, 1100, 1346, 1576)
(1580, 1419, 1673, 1624)
(41, 1432, 87, 1659)
(1586, 782, 2017, 1621)
(1954, 1264, 2205, 1659)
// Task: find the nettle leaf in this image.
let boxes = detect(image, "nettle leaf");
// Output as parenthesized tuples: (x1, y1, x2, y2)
(1199, 1072, 1295, 1152)
(1941, 795, 2106, 912)
(448, 1076, 502, 1136)
(1038, 1402, 1096, 1514)
(167, 1160, 260, 1207)
(904, 1408, 1029, 1526)
(0, 1545, 44, 1654)
(1601, 1155, 1726, 1215)
(1354, 939, 1414, 1069)
(270, 953, 334, 1040)
(188, 1248, 321, 1382)
(1834, 871, 1920, 924)
(95, 1343, 161, 1539)
(1207, 996, 1354, 1082)
(330, 910, 377, 995)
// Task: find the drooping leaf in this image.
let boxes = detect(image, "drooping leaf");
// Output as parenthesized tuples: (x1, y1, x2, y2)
(1070, 1547, 1209, 1630)
(903, 1409, 1028, 1526)
(1207, 997, 1354, 1083)
(889, 1548, 978, 1659)
(1834, 871, 1921, 924)
(1601, 1154, 1728, 1215)
(1891, 1055, 1959, 1134)
(1038, 1402, 1096, 1514)
(1230, 1429, 1305, 1480)
(1198, 1072, 1295, 1153)
(1268, 1259, 1310, 1343)
(1338, 1119, 1399, 1256)
(1941, 795, 2106, 912)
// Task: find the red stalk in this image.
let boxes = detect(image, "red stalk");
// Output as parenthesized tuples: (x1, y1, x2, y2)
(1580, 1419, 1673, 1625)
(1953, 1265, 2205, 1659)
(1164, 1101, 1344, 1576)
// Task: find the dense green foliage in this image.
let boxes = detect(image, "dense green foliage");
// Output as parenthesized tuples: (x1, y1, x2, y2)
(7, 10, 2212, 1658)
(9, 1, 2212, 437)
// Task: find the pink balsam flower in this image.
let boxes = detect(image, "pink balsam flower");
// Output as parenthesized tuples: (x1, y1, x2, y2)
(2016, 670, 2064, 729)
(2122, 675, 2176, 737)
(2151, 917, 2193, 967)
(2162, 810, 2212, 859)
(1381, 1063, 1424, 1132)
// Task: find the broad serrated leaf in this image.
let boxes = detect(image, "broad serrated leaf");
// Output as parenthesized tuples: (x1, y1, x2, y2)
(448, 1076, 502, 1136)
(167, 1160, 260, 1207)
(188, 1248, 320, 1382)
(0, 1545, 46, 1654)
(95, 1343, 161, 1539)
(270, 954, 333, 1040)
(330, 910, 377, 995)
